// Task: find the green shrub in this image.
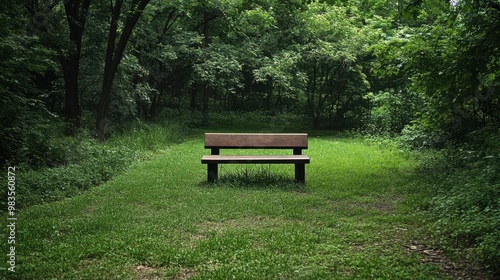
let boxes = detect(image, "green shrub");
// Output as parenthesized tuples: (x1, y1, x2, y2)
(479, 231, 500, 270)
(399, 123, 448, 149)
(417, 127, 500, 273)
(1, 116, 71, 169)
(365, 90, 421, 135)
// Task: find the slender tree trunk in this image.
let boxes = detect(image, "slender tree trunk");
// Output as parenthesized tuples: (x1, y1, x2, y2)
(190, 83, 197, 110)
(202, 11, 210, 124)
(96, 0, 123, 141)
(202, 85, 209, 124)
(308, 63, 319, 128)
(149, 92, 158, 119)
(96, 0, 150, 141)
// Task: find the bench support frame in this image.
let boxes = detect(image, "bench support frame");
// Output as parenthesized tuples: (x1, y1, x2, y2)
(294, 164, 305, 183)
(293, 148, 305, 183)
(207, 148, 219, 183)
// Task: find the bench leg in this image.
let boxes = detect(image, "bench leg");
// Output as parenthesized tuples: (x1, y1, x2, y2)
(295, 163, 305, 183)
(208, 164, 218, 183)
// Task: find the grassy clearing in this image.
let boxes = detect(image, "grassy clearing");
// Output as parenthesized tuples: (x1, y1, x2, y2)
(2, 133, 450, 279)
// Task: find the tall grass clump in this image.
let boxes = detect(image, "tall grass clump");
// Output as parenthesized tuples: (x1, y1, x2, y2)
(106, 120, 189, 151)
(415, 126, 500, 274)
(214, 166, 304, 192)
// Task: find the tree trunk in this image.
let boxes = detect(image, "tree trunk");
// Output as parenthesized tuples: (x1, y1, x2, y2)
(62, 54, 81, 134)
(201, 12, 210, 124)
(202, 85, 209, 124)
(149, 92, 159, 119)
(62, 0, 91, 134)
(190, 83, 197, 110)
(96, 0, 151, 141)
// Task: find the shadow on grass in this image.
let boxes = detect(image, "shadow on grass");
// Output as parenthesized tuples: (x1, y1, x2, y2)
(199, 167, 306, 192)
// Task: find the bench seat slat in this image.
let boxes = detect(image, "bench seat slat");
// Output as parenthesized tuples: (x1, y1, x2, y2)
(202, 155, 310, 164)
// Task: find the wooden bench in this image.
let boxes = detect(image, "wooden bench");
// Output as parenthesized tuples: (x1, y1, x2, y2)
(201, 133, 310, 183)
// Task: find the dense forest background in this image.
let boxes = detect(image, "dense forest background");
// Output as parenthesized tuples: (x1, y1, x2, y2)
(2, 0, 499, 144)
(1, 0, 499, 274)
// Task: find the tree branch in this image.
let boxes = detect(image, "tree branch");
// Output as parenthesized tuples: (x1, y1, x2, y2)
(163, 8, 179, 34)
(193, 14, 219, 32)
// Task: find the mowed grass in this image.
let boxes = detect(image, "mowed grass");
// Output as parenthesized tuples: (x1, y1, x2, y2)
(2, 134, 447, 279)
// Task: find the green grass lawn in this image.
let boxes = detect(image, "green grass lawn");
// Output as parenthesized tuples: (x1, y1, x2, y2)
(2, 133, 449, 279)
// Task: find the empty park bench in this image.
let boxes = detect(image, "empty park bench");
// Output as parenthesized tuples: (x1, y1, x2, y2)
(201, 133, 310, 183)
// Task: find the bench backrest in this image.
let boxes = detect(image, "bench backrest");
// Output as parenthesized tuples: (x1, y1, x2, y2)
(205, 133, 308, 149)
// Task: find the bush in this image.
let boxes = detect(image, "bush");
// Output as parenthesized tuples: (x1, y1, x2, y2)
(399, 123, 448, 149)
(1, 113, 71, 169)
(479, 231, 500, 270)
(364, 90, 421, 135)
(416, 126, 500, 273)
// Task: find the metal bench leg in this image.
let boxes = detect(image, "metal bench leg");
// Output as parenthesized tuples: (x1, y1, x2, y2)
(295, 163, 305, 183)
(208, 163, 218, 183)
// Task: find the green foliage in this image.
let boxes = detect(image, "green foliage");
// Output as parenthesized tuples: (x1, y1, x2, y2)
(206, 110, 306, 132)
(370, 1, 500, 138)
(2, 112, 59, 168)
(365, 90, 420, 134)
(398, 123, 447, 149)
(3, 0, 497, 137)
(416, 126, 500, 272)
(253, 2, 372, 129)
(253, 50, 305, 109)
(0, 1, 59, 168)
(193, 43, 243, 93)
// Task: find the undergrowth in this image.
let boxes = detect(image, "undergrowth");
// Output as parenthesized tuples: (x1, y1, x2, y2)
(1, 145, 138, 209)
(0, 120, 188, 211)
(415, 126, 500, 274)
